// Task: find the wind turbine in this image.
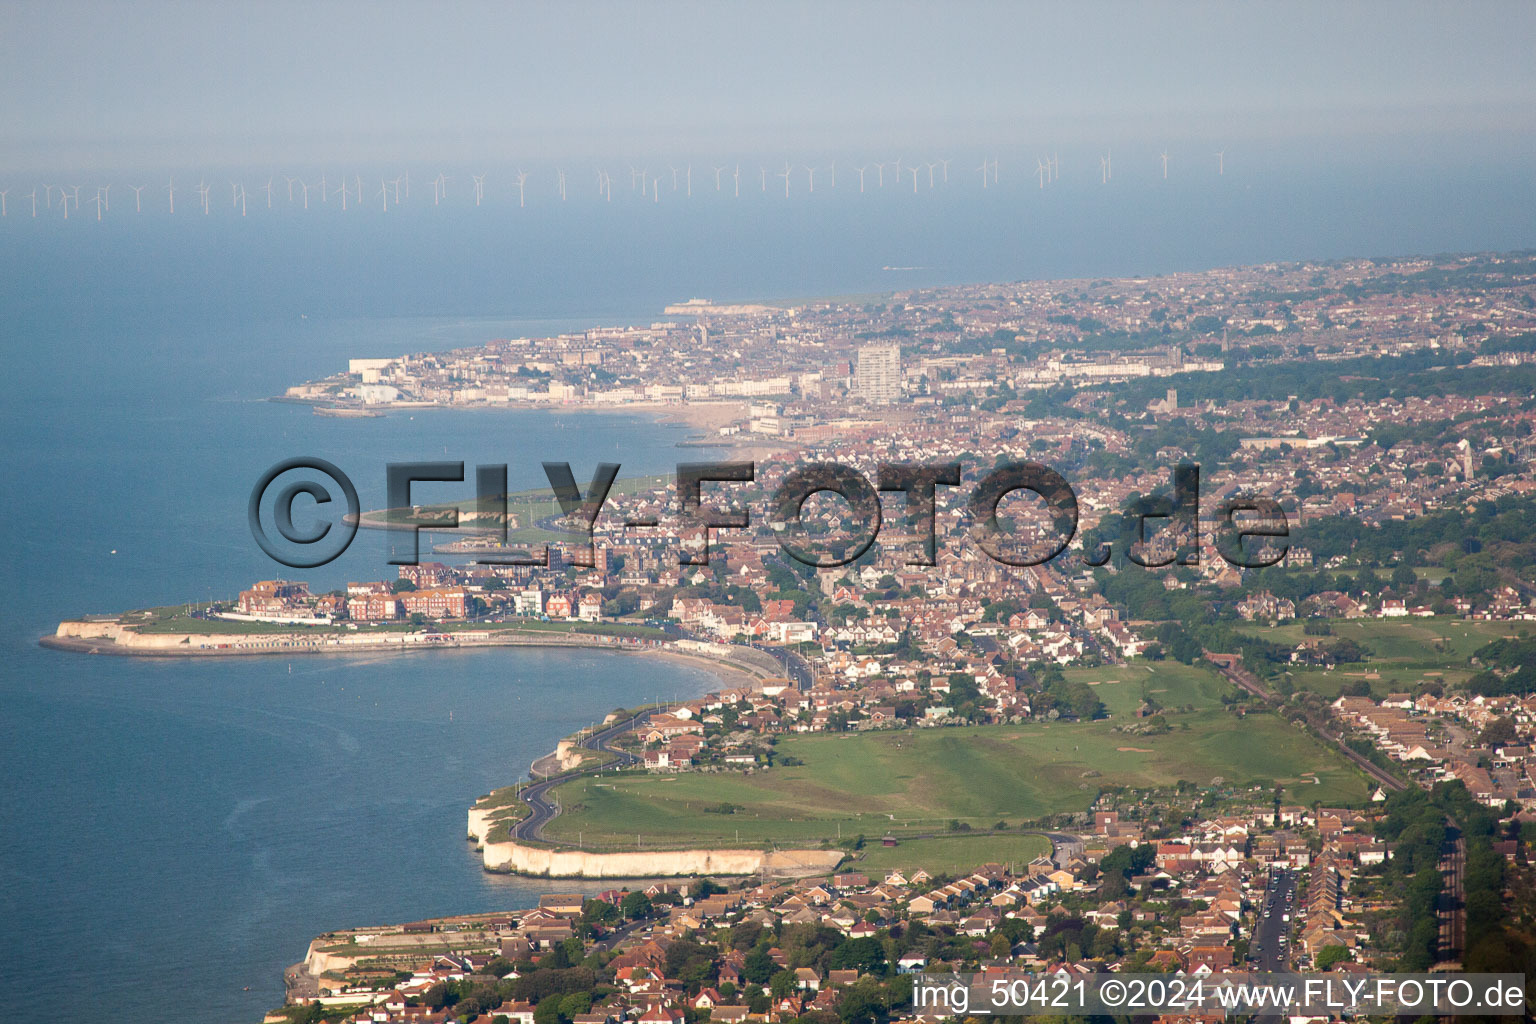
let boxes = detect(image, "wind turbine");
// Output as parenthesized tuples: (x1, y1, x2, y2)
(354, 175, 364, 204)
(401, 171, 411, 199)
(1036, 158, 1047, 189)
(760, 167, 767, 192)
(197, 181, 210, 215)
(876, 163, 885, 188)
(911, 166, 919, 193)
(829, 160, 836, 189)
(238, 183, 247, 216)
(669, 165, 679, 191)
(1214, 151, 1225, 175)
(652, 177, 659, 202)
(1160, 150, 1168, 180)
(101, 183, 111, 212)
(804, 164, 816, 193)
(1099, 156, 1108, 184)
(515, 169, 528, 207)
(557, 168, 567, 201)
(299, 181, 310, 209)
(391, 176, 402, 204)
(379, 178, 390, 211)
(283, 175, 298, 202)
(732, 164, 740, 197)
(713, 165, 726, 191)
(0, 189, 7, 217)
(472, 173, 485, 206)
(319, 171, 328, 203)
(686, 163, 692, 197)
(167, 179, 175, 214)
(778, 161, 792, 198)
(977, 161, 988, 188)
(25, 189, 37, 217)
(1052, 152, 1060, 181)
(855, 165, 868, 192)
(925, 162, 937, 188)
(41, 183, 53, 209)
(629, 165, 642, 191)
(940, 158, 950, 183)
(129, 184, 145, 212)
(90, 188, 105, 221)
(260, 177, 275, 208)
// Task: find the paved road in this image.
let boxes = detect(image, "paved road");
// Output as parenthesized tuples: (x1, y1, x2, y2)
(1208, 652, 1470, 964)
(1249, 869, 1296, 971)
(513, 712, 650, 842)
(744, 640, 814, 691)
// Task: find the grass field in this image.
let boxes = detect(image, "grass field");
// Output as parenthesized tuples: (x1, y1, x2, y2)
(543, 674, 1370, 858)
(127, 607, 668, 639)
(1060, 660, 1230, 718)
(1235, 618, 1530, 698)
(849, 833, 1053, 876)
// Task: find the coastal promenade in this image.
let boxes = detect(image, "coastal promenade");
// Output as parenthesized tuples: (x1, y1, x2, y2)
(41, 618, 785, 693)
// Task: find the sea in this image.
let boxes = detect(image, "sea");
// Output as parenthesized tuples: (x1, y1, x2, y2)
(1, 145, 1533, 1022)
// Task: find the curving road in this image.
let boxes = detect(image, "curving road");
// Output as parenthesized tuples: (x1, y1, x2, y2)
(513, 712, 651, 842)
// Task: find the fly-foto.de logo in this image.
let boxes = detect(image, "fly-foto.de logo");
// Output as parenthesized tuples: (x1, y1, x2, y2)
(249, 458, 1289, 571)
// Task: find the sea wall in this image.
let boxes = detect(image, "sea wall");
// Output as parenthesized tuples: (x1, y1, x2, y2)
(467, 807, 841, 878)
(480, 838, 842, 879)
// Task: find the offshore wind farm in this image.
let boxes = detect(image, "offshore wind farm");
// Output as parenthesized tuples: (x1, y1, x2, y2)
(1, 146, 1243, 222)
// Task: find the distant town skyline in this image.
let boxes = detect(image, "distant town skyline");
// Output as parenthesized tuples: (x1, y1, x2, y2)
(3, 0, 1535, 171)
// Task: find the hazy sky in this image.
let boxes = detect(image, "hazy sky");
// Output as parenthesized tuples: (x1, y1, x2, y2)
(4, 0, 1535, 169)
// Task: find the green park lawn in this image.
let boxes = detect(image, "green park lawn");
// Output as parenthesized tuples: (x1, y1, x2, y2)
(850, 833, 1053, 876)
(541, 662, 1370, 856)
(1235, 617, 1531, 698)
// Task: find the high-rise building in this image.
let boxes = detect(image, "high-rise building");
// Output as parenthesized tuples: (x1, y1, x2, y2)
(855, 344, 901, 404)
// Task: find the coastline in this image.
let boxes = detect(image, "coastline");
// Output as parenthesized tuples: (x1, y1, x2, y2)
(41, 624, 775, 692)
(285, 395, 802, 463)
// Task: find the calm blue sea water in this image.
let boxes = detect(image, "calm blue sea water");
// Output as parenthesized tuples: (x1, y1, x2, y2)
(0, 309, 732, 1023)
(1, 157, 1533, 1022)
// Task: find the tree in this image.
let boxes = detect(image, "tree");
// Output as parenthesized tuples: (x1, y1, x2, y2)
(1477, 716, 1517, 749)
(829, 936, 887, 974)
(620, 890, 653, 920)
(582, 898, 618, 926)
(744, 945, 776, 984)
(1314, 944, 1351, 970)
(535, 993, 566, 1024)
